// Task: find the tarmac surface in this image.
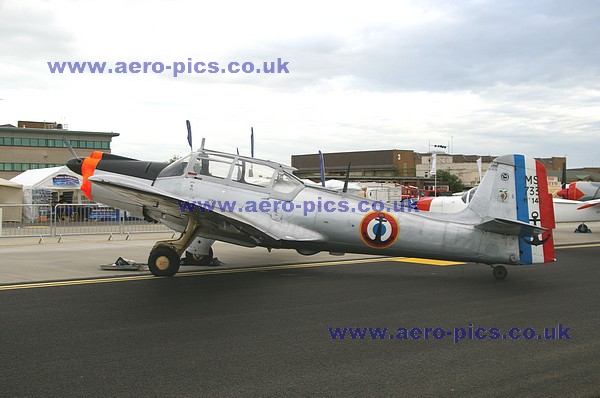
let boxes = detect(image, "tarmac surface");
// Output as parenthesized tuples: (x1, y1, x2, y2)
(0, 222, 599, 396)
(0, 222, 599, 284)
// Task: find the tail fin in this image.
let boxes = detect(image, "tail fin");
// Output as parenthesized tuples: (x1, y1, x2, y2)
(468, 154, 555, 264)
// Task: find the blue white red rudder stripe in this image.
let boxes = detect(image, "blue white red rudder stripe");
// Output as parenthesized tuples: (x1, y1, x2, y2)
(513, 154, 555, 264)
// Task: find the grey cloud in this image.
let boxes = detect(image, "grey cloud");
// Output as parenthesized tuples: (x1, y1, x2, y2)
(0, 1, 75, 89)
(233, 0, 600, 93)
(349, 0, 600, 91)
(0, 2, 74, 59)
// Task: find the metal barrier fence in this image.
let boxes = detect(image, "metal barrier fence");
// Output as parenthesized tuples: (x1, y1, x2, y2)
(0, 204, 53, 237)
(0, 203, 173, 239)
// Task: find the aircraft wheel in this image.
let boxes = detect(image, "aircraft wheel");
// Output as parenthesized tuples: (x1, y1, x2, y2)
(577, 223, 590, 233)
(185, 248, 215, 266)
(148, 246, 181, 277)
(493, 265, 508, 280)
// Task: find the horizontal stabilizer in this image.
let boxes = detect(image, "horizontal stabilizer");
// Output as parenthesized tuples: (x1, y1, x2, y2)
(475, 218, 547, 237)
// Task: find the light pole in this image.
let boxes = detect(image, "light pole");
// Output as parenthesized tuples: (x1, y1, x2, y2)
(430, 144, 446, 197)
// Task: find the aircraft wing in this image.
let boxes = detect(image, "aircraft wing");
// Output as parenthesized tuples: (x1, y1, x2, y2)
(577, 199, 600, 210)
(87, 175, 290, 247)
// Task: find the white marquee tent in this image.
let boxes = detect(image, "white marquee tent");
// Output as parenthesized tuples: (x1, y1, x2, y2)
(10, 166, 83, 222)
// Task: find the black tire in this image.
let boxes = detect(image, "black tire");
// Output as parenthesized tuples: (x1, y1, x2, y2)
(184, 247, 215, 266)
(577, 224, 590, 233)
(148, 246, 181, 276)
(493, 265, 508, 280)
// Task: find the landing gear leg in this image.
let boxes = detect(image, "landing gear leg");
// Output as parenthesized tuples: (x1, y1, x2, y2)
(148, 217, 202, 276)
(185, 247, 215, 266)
(492, 265, 508, 280)
(183, 238, 217, 266)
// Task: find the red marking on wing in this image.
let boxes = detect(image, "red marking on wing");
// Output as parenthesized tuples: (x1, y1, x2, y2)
(577, 200, 600, 210)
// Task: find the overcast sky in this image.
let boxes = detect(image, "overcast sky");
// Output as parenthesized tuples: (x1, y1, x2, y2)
(1, 0, 599, 167)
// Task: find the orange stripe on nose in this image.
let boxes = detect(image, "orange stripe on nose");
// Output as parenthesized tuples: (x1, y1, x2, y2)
(80, 151, 104, 200)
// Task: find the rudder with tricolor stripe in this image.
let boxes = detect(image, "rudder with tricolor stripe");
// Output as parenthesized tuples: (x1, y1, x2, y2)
(512, 154, 555, 264)
(467, 154, 556, 265)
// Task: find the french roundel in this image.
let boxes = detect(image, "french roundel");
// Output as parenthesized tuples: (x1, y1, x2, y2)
(360, 212, 399, 249)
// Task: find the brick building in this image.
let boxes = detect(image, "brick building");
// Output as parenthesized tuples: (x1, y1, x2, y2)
(292, 149, 566, 189)
(292, 149, 417, 180)
(0, 121, 119, 179)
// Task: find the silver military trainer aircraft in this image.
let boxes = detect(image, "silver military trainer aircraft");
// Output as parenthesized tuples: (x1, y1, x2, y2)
(66, 143, 556, 280)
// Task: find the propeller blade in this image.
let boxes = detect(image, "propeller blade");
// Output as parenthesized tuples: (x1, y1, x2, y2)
(62, 136, 79, 160)
(251, 127, 254, 158)
(186, 120, 193, 151)
(343, 162, 351, 193)
(561, 161, 567, 189)
(319, 150, 326, 187)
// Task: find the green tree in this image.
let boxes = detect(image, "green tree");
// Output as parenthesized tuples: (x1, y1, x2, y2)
(435, 169, 464, 192)
(168, 154, 182, 163)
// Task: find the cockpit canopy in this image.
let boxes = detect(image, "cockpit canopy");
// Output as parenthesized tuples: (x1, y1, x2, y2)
(461, 187, 477, 204)
(157, 154, 192, 178)
(156, 150, 304, 199)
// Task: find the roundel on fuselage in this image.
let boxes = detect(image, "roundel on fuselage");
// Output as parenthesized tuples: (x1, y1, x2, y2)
(359, 212, 399, 249)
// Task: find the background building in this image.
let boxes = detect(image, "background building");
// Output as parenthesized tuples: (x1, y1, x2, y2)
(547, 167, 600, 183)
(415, 154, 495, 186)
(292, 149, 417, 180)
(0, 121, 119, 179)
(416, 154, 566, 187)
(292, 149, 567, 191)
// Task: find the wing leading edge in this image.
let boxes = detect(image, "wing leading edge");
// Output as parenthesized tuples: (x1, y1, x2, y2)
(88, 175, 285, 248)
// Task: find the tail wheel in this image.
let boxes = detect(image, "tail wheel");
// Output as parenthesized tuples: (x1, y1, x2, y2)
(148, 246, 181, 277)
(185, 247, 215, 266)
(493, 265, 508, 280)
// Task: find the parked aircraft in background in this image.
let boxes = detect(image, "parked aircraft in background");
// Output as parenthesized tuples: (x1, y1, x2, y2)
(418, 186, 600, 233)
(556, 181, 600, 201)
(65, 124, 556, 280)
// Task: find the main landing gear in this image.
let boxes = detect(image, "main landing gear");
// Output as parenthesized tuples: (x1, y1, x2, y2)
(182, 237, 217, 266)
(491, 265, 508, 280)
(147, 217, 203, 277)
(148, 246, 181, 277)
(185, 247, 215, 266)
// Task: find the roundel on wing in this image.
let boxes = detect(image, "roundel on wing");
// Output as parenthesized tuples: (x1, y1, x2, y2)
(360, 212, 399, 249)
